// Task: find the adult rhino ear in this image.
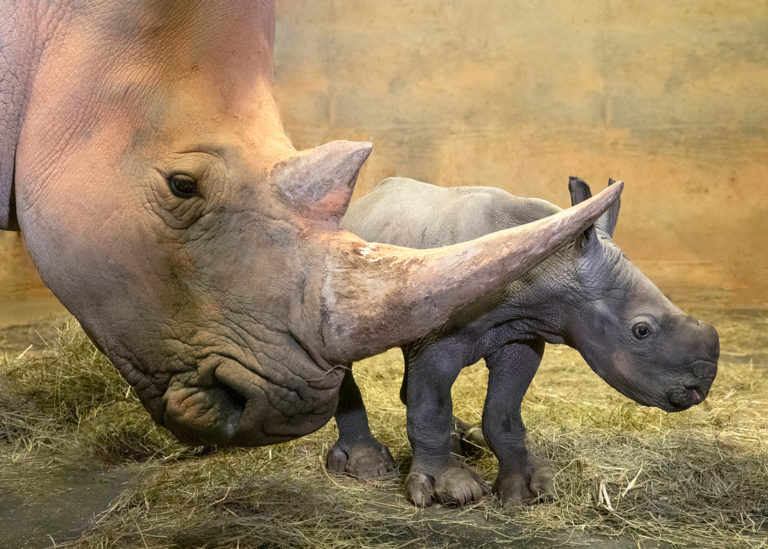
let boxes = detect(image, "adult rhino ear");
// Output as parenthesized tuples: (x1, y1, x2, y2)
(272, 141, 372, 223)
(595, 178, 621, 237)
(568, 176, 596, 247)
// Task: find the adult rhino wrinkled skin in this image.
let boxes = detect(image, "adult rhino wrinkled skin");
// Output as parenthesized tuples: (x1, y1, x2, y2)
(331, 177, 719, 507)
(0, 1, 621, 447)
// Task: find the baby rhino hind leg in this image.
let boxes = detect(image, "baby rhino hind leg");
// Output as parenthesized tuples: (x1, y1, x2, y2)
(326, 369, 395, 478)
(404, 343, 490, 507)
(483, 341, 555, 506)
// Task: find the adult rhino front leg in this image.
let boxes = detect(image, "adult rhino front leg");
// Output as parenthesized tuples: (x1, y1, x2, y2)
(482, 341, 554, 506)
(326, 368, 395, 478)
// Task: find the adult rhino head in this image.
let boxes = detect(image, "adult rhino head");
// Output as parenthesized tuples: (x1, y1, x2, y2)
(563, 178, 719, 411)
(0, 1, 622, 445)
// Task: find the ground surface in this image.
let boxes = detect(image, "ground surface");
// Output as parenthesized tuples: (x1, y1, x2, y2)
(0, 301, 766, 548)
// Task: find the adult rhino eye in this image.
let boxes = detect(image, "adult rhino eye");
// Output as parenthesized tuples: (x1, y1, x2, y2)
(168, 174, 199, 198)
(632, 322, 651, 339)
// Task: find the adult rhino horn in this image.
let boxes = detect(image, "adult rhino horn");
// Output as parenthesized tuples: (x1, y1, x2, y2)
(311, 182, 624, 363)
(273, 141, 372, 222)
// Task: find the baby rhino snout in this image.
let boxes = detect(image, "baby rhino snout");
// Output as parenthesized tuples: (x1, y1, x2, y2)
(685, 316, 719, 364)
(684, 318, 719, 402)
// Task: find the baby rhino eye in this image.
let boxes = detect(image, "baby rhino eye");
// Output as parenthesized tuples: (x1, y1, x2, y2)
(168, 174, 199, 198)
(632, 322, 651, 339)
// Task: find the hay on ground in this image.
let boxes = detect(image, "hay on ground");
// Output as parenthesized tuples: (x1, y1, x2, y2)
(0, 311, 766, 548)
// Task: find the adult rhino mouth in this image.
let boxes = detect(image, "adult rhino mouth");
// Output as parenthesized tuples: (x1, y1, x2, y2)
(160, 345, 344, 446)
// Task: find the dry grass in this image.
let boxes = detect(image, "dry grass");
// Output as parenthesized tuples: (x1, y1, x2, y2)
(0, 310, 767, 548)
(0, 323, 193, 463)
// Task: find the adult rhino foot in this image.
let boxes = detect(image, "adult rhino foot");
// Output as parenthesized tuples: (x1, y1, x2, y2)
(407, 463, 490, 507)
(325, 439, 395, 478)
(494, 456, 555, 507)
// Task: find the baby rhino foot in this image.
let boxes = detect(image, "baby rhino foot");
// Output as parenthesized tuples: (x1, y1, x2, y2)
(407, 464, 490, 507)
(494, 456, 555, 507)
(451, 416, 486, 456)
(326, 439, 395, 479)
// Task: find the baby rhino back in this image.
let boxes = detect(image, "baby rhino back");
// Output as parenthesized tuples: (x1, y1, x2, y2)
(342, 177, 561, 249)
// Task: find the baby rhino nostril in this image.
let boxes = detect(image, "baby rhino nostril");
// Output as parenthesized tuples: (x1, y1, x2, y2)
(689, 360, 717, 383)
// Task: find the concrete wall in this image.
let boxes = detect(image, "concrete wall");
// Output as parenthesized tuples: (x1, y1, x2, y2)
(2, 1, 766, 307)
(274, 0, 768, 306)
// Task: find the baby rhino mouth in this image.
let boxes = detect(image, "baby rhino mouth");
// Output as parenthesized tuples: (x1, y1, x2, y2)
(665, 360, 717, 412)
(666, 385, 705, 411)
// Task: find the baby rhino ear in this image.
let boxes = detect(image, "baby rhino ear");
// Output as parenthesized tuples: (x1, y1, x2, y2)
(272, 141, 372, 223)
(568, 175, 592, 206)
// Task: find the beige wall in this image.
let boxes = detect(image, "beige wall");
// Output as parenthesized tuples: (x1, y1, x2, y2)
(0, 232, 50, 301)
(2, 1, 766, 307)
(274, 0, 768, 306)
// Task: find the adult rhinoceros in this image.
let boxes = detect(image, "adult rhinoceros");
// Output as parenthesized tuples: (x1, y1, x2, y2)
(0, 1, 621, 447)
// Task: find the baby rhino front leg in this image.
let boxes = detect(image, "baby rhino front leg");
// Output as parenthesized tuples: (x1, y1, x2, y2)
(326, 369, 395, 478)
(404, 344, 490, 507)
(483, 341, 554, 506)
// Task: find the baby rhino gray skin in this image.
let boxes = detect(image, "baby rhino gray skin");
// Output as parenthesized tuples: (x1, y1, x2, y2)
(328, 177, 720, 508)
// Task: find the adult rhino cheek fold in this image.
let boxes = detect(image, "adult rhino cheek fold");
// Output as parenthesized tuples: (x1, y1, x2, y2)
(2, 2, 622, 446)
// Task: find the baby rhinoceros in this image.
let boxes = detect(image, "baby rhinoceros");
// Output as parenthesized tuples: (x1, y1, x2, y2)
(328, 176, 720, 508)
